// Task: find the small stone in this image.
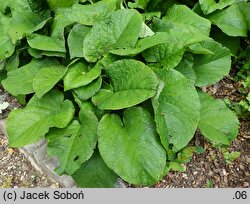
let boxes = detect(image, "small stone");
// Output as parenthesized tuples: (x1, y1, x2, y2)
(243, 182, 249, 187)
(208, 171, 214, 176)
(193, 171, 198, 175)
(50, 184, 58, 188)
(239, 164, 245, 170)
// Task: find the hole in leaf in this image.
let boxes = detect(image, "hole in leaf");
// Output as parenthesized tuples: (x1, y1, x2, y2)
(64, 134, 71, 138)
(74, 156, 79, 162)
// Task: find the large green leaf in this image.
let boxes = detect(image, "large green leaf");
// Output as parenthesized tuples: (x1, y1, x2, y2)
(153, 69, 200, 152)
(0, 0, 51, 60)
(68, 24, 91, 59)
(198, 91, 239, 146)
(238, 2, 250, 30)
(8, 10, 51, 43)
(199, 0, 247, 14)
(92, 59, 158, 110)
(142, 42, 185, 70)
(63, 61, 101, 91)
(9, 0, 45, 12)
(7, 90, 75, 147)
(28, 47, 66, 58)
(46, 109, 98, 175)
(208, 4, 248, 37)
(192, 39, 231, 87)
(27, 34, 66, 53)
(72, 151, 118, 188)
(210, 29, 240, 56)
(128, 0, 151, 9)
(2, 59, 59, 96)
(47, 0, 78, 10)
(4, 0, 51, 43)
(161, 5, 211, 36)
(83, 9, 143, 62)
(0, 14, 15, 61)
(27, 1, 112, 53)
(98, 107, 166, 185)
(33, 65, 67, 98)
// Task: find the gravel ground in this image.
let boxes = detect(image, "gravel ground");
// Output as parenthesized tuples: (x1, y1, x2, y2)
(0, 75, 249, 188)
(154, 121, 250, 188)
(0, 131, 59, 188)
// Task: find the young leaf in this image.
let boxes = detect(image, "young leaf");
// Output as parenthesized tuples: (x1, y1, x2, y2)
(98, 107, 166, 185)
(169, 162, 186, 172)
(73, 77, 102, 101)
(83, 9, 143, 62)
(72, 151, 118, 188)
(33, 65, 67, 98)
(92, 59, 158, 110)
(63, 61, 101, 91)
(153, 69, 200, 152)
(198, 91, 239, 146)
(7, 90, 75, 147)
(46, 109, 98, 175)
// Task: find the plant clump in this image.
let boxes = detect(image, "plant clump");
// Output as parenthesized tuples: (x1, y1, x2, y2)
(0, 0, 249, 187)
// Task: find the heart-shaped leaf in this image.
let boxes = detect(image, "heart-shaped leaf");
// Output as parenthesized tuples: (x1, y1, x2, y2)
(98, 107, 166, 185)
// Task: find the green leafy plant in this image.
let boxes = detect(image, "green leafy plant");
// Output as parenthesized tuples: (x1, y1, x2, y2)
(222, 149, 241, 164)
(0, 0, 248, 187)
(205, 179, 214, 188)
